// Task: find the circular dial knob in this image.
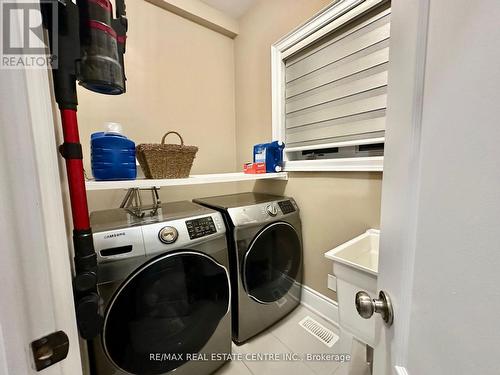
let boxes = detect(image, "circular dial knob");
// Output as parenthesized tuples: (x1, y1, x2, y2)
(158, 226, 178, 244)
(266, 204, 278, 217)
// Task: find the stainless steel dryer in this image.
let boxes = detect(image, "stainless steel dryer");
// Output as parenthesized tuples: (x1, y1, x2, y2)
(89, 201, 231, 375)
(194, 193, 302, 344)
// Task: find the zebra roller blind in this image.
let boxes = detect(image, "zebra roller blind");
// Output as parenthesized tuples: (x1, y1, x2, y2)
(284, 2, 391, 148)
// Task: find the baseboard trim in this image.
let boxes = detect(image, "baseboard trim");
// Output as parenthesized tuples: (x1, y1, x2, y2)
(300, 284, 339, 327)
(394, 366, 409, 375)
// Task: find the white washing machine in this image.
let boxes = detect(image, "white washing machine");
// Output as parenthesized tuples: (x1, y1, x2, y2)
(89, 201, 231, 375)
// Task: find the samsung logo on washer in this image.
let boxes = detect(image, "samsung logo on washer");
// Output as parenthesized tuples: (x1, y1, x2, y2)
(104, 232, 126, 239)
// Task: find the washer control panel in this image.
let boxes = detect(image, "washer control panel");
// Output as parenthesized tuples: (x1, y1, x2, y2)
(158, 226, 179, 244)
(278, 200, 296, 214)
(186, 216, 217, 239)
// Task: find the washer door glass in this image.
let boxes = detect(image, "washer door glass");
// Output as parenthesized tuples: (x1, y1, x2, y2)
(243, 222, 301, 303)
(103, 252, 229, 375)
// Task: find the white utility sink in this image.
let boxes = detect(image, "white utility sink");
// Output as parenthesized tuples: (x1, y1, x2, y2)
(325, 229, 380, 346)
(325, 229, 379, 276)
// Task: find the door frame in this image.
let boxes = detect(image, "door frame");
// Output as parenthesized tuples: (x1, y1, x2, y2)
(374, 0, 430, 374)
(0, 1, 83, 373)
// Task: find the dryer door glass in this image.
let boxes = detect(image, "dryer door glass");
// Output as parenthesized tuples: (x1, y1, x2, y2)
(103, 252, 229, 375)
(243, 222, 302, 303)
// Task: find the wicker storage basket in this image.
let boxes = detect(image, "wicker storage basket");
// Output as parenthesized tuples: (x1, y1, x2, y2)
(136, 131, 198, 179)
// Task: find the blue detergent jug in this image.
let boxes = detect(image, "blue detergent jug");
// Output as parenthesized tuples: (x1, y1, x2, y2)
(91, 123, 136, 181)
(253, 141, 285, 173)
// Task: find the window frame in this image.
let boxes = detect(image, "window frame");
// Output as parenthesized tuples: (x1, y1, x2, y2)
(271, 0, 389, 172)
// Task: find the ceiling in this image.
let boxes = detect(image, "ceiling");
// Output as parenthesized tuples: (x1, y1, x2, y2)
(200, 0, 256, 19)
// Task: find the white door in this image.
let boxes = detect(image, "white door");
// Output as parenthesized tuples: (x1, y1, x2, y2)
(369, 0, 500, 374)
(0, 2, 83, 373)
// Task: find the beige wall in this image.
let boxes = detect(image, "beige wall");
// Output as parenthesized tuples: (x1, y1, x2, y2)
(234, 0, 383, 299)
(251, 173, 381, 300)
(234, 0, 332, 165)
(78, 0, 238, 211)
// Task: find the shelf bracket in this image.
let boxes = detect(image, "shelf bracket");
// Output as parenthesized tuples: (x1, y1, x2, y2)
(120, 187, 161, 218)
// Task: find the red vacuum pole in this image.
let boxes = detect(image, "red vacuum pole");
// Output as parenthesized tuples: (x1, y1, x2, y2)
(59, 108, 103, 340)
(60, 109, 91, 230)
(44, 0, 104, 340)
(44, 0, 127, 340)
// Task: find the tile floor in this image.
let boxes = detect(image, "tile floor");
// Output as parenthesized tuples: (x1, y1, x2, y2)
(214, 305, 371, 375)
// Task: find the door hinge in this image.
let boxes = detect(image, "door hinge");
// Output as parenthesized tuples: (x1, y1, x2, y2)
(31, 331, 69, 371)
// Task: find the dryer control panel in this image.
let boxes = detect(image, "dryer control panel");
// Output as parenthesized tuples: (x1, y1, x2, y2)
(227, 198, 299, 226)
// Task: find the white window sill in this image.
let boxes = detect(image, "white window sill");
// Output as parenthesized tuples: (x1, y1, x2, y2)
(283, 157, 383, 172)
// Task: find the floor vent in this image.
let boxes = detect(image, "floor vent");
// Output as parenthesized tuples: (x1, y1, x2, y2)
(298, 316, 339, 348)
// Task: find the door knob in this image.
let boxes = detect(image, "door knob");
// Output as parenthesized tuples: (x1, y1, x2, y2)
(355, 290, 394, 326)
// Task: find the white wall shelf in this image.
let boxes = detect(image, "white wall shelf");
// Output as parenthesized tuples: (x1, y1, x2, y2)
(85, 172, 288, 191)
